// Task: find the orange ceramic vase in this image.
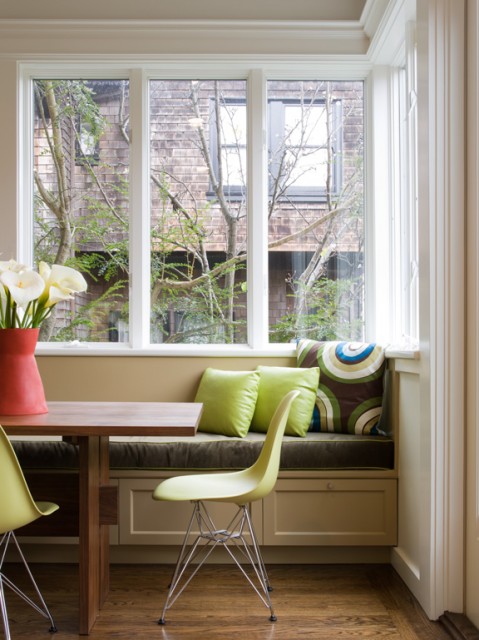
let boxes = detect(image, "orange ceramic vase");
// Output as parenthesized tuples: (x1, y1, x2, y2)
(0, 328, 48, 415)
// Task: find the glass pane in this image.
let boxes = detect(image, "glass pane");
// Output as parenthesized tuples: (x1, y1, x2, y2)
(284, 104, 327, 146)
(149, 80, 248, 344)
(33, 79, 130, 342)
(220, 103, 246, 145)
(267, 80, 364, 343)
(221, 146, 247, 186)
(284, 148, 328, 187)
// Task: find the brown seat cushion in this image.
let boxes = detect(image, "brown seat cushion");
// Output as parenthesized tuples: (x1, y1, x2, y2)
(12, 432, 394, 472)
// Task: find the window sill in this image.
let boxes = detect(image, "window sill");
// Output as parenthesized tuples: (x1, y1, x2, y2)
(35, 340, 420, 360)
(35, 342, 298, 358)
(385, 346, 420, 360)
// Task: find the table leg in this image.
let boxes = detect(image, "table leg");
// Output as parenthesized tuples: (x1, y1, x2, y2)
(99, 436, 110, 607)
(78, 436, 101, 635)
(78, 435, 115, 634)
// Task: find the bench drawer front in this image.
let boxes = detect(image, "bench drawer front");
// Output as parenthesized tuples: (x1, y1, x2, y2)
(263, 479, 397, 546)
(118, 477, 262, 545)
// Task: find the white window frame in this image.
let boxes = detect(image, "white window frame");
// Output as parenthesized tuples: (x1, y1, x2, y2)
(401, 22, 419, 346)
(385, 22, 419, 352)
(19, 59, 397, 357)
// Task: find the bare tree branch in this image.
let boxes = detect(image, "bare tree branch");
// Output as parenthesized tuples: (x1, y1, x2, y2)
(151, 204, 346, 293)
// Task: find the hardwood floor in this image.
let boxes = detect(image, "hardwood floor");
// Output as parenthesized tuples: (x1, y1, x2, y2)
(2, 563, 453, 639)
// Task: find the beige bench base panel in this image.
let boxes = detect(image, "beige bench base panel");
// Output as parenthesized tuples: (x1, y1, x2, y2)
(118, 475, 397, 548)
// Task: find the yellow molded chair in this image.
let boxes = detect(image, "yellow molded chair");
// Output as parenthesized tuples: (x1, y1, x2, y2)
(0, 426, 59, 640)
(153, 389, 300, 625)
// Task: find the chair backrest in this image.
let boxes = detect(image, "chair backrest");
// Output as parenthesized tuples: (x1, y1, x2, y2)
(238, 389, 300, 503)
(0, 426, 43, 534)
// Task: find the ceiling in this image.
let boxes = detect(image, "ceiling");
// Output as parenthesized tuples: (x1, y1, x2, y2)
(0, 0, 368, 22)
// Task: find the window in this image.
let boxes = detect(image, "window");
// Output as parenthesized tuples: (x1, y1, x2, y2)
(210, 99, 247, 199)
(28, 69, 365, 349)
(266, 81, 363, 342)
(397, 24, 419, 346)
(376, 23, 419, 350)
(269, 98, 342, 200)
(75, 118, 100, 165)
(211, 93, 343, 202)
(149, 80, 248, 344)
(33, 79, 130, 342)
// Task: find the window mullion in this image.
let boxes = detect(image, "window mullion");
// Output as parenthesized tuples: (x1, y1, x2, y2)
(247, 69, 268, 348)
(18, 71, 34, 265)
(129, 68, 150, 348)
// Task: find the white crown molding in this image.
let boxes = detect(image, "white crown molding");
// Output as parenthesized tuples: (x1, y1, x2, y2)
(0, 17, 363, 31)
(360, 0, 391, 38)
(365, 0, 416, 64)
(0, 18, 371, 57)
(0, 18, 367, 39)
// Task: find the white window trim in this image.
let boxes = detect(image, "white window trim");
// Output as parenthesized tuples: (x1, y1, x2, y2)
(19, 58, 406, 357)
(129, 68, 151, 350)
(402, 22, 419, 345)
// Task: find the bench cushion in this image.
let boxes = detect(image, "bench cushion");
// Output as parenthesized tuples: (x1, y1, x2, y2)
(12, 432, 394, 471)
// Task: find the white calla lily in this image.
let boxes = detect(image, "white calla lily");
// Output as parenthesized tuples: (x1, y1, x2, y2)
(46, 263, 88, 293)
(0, 269, 45, 308)
(0, 259, 30, 274)
(38, 261, 51, 282)
(39, 262, 87, 308)
(0, 259, 87, 329)
(44, 284, 75, 307)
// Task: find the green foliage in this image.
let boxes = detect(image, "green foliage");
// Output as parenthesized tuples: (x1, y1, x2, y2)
(151, 263, 246, 344)
(270, 276, 364, 343)
(41, 79, 106, 141)
(50, 280, 128, 342)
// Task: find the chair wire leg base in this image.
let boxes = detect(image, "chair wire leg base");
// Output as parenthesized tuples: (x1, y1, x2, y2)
(0, 531, 57, 638)
(158, 501, 277, 624)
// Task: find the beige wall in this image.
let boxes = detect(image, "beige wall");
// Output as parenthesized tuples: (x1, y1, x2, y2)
(0, 60, 18, 260)
(37, 356, 295, 402)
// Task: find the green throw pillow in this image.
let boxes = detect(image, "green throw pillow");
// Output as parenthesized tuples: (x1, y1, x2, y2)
(195, 368, 260, 437)
(250, 365, 320, 437)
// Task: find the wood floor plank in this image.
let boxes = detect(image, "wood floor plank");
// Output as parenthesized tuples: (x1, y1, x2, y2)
(1, 563, 453, 639)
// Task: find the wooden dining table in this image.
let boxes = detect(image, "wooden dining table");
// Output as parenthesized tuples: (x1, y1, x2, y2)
(1, 400, 202, 635)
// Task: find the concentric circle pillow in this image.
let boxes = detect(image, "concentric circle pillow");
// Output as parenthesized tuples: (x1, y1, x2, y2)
(296, 339, 386, 435)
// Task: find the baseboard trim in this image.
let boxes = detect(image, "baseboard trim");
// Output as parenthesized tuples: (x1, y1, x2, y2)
(12, 542, 392, 565)
(439, 612, 479, 640)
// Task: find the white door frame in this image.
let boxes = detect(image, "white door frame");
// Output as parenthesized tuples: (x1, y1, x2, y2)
(417, 0, 465, 619)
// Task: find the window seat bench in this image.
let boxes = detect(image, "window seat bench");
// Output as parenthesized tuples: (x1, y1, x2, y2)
(12, 430, 394, 472)
(12, 429, 397, 554)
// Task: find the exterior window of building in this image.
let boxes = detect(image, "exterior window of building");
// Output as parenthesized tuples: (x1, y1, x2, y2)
(211, 98, 342, 202)
(269, 99, 342, 200)
(210, 100, 247, 199)
(75, 118, 100, 165)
